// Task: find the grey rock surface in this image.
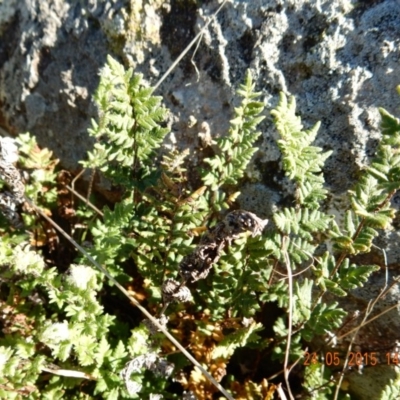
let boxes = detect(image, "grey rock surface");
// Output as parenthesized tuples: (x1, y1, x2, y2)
(1, 0, 399, 194)
(346, 364, 400, 399)
(0, 0, 113, 170)
(1, 1, 400, 397)
(1, 0, 400, 186)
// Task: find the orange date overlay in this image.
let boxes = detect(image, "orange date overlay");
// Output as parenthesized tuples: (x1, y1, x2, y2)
(303, 351, 400, 366)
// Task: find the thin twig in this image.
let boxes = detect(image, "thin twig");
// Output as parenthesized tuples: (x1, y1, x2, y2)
(281, 235, 295, 400)
(274, 261, 314, 279)
(336, 300, 400, 343)
(153, 0, 228, 92)
(66, 184, 104, 217)
(266, 352, 306, 381)
(335, 249, 397, 343)
(189, 25, 204, 83)
(333, 300, 372, 400)
(71, 169, 85, 208)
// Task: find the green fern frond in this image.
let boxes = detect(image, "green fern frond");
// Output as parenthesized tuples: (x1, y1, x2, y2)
(297, 180, 328, 205)
(344, 106, 400, 236)
(312, 253, 347, 295)
(286, 236, 316, 264)
(274, 207, 332, 240)
(379, 107, 400, 145)
(380, 377, 400, 400)
(14, 133, 58, 208)
(271, 93, 332, 208)
(82, 55, 169, 189)
(271, 93, 303, 136)
(303, 362, 335, 398)
(336, 258, 379, 290)
(293, 278, 313, 324)
(330, 210, 379, 254)
(202, 70, 265, 199)
(369, 146, 400, 192)
(302, 302, 346, 341)
(349, 175, 394, 231)
(211, 322, 263, 360)
(352, 226, 379, 252)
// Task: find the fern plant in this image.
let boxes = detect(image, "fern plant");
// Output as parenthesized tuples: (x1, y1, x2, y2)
(2, 52, 400, 399)
(81, 54, 169, 190)
(202, 71, 265, 212)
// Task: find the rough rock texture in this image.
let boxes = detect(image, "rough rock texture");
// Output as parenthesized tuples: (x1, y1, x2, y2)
(1, 0, 399, 198)
(346, 364, 400, 400)
(1, 0, 400, 397)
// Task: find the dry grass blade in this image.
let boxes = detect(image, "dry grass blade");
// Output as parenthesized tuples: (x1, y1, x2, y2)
(276, 383, 288, 400)
(41, 366, 96, 380)
(153, 0, 228, 91)
(335, 295, 400, 343)
(281, 235, 295, 400)
(333, 300, 372, 400)
(66, 184, 103, 217)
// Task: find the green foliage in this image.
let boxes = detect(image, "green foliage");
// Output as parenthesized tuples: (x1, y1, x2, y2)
(302, 362, 337, 399)
(274, 207, 333, 240)
(2, 55, 400, 399)
(211, 322, 263, 360)
(302, 301, 347, 341)
(202, 70, 265, 210)
(267, 92, 389, 393)
(0, 242, 133, 399)
(329, 106, 400, 257)
(81, 55, 169, 189)
(381, 377, 400, 400)
(14, 132, 59, 228)
(127, 151, 209, 292)
(87, 200, 134, 279)
(271, 93, 332, 208)
(198, 234, 274, 319)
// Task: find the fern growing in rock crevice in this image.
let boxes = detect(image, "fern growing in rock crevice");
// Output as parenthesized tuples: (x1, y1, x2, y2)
(2, 52, 400, 399)
(78, 60, 269, 398)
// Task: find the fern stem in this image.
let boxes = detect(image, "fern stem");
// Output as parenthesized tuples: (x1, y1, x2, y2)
(376, 189, 397, 210)
(131, 119, 140, 207)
